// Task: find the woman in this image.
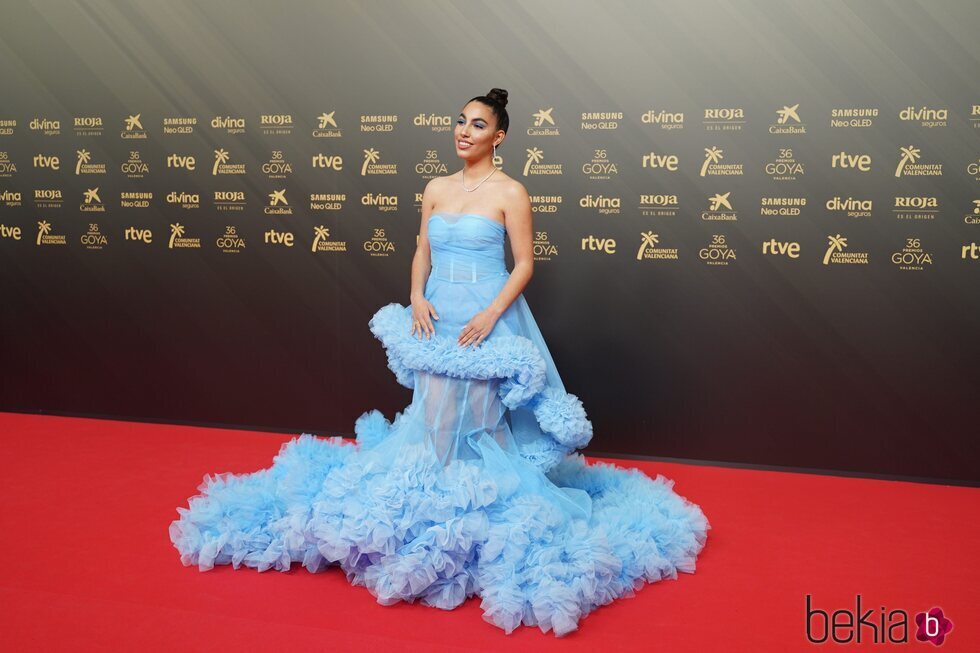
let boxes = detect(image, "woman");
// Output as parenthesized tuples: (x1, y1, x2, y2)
(169, 88, 710, 637)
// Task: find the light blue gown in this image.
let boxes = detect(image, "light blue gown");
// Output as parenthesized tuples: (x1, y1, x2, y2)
(169, 211, 711, 637)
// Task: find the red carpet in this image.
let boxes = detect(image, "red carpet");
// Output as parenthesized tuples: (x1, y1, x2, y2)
(0, 411, 975, 651)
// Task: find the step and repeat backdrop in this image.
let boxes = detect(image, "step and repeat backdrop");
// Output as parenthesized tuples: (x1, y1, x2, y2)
(0, 1, 977, 482)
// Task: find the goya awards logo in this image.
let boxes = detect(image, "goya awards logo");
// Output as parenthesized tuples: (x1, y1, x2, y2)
(580, 110, 622, 130)
(213, 191, 245, 212)
(121, 114, 147, 139)
(964, 199, 980, 225)
(262, 150, 292, 179)
(313, 111, 341, 138)
(0, 151, 17, 177)
(702, 193, 738, 221)
(643, 149, 680, 173)
(363, 227, 395, 257)
(361, 192, 397, 213)
(582, 149, 618, 180)
(830, 107, 879, 128)
(769, 103, 806, 134)
(639, 193, 680, 218)
(524, 147, 563, 176)
(168, 223, 201, 249)
(217, 225, 246, 254)
(312, 226, 347, 253)
(120, 191, 151, 209)
(703, 106, 745, 132)
(967, 158, 980, 182)
(701, 146, 744, 177)
(81, 223, 107, 250)
(415, 150, 449, 179)
(310, 192, 344, 212)
(891, 238, 933, 271)
(121, 151, 149, 178)
(30, 117, 61, 136)
(414, 111, 452, 133)
(265, 189, 292, 215)
(895, 145, 942, 177)
(765, 148, 803, 181)
(34, 189, 62, 209)
(822, 234, 869, 265)
(699, 234, 735, 265)
(260, 113, 294, 136)
(636, 231, 678, 261)
(73, 116, 103, 136)
(75, 149, 106, 175)
(826, 196, 872, 219)
(641, 108, 684, 130)
(579, 194, 621, 216)
(760, 197, 806, 217)
(361, 148, 397, 175)
(528, 108, 560, 136)
(36, 220, 67, 246)
(212, 149, 246, 175)
(899, 105, 947, 128)
(893, 196, 939, 221)
(211, 115, 246, 134)
(359, 113, 397, 133)
(163, 116, 197, 135)
(80, 187, 104, 213)
(533, 229, 558, 261)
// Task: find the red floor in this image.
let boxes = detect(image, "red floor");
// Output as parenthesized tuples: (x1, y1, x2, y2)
(0, 411, 975, 652)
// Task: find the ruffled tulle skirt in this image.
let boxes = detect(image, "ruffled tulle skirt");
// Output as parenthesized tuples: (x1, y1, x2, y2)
(169, 301, 711, 637)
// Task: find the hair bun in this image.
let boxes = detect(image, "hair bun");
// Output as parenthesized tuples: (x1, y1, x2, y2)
(487, 88, 509, 108)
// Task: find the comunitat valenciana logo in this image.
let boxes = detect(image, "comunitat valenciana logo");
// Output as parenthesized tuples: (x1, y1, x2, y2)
(806, 595, 954, 646)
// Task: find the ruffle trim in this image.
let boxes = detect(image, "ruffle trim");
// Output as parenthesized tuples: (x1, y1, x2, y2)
(170, 433, 711, 637)
(368, 302, 594, 467)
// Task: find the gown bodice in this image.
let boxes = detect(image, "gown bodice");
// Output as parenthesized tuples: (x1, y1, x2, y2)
(427, 212, 508, 283)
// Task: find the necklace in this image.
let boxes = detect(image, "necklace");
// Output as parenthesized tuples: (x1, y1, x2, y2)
(461, 164, 497, 192)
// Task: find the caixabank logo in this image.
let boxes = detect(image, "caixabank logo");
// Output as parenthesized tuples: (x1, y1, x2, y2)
(806, 595, 954, 646)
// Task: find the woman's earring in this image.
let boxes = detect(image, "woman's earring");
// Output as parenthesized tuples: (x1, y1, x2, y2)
(492, 142, 497, 163)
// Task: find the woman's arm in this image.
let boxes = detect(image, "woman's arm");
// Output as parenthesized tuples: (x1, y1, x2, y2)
(487, 182, 533, 317)
(410, 179, 437, 303)
(457, 181, 534, 347)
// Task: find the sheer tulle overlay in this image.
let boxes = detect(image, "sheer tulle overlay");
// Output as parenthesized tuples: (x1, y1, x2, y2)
(169, 212, 711, 636)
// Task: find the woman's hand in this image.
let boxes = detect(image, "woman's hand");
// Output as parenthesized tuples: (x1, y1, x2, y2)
(458, 308, 499, 348)
(410, 297, 439, 339)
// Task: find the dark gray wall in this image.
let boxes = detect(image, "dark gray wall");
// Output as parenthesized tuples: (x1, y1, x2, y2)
(0, 1, 977, 483)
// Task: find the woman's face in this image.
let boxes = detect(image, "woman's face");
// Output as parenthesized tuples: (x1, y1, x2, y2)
(455, 101, 502, 161)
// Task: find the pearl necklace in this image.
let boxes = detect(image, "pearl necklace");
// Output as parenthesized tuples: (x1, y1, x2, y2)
(461, 164, 497, 192)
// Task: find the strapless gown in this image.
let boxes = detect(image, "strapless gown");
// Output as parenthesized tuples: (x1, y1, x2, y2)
(169, 211, 711, 637)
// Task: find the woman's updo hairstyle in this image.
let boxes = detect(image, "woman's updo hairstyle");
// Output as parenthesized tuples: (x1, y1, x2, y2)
(469, 87, 509, 135)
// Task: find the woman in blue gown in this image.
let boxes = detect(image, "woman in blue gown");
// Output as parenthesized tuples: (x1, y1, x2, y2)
(169, 88, 710, 637)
